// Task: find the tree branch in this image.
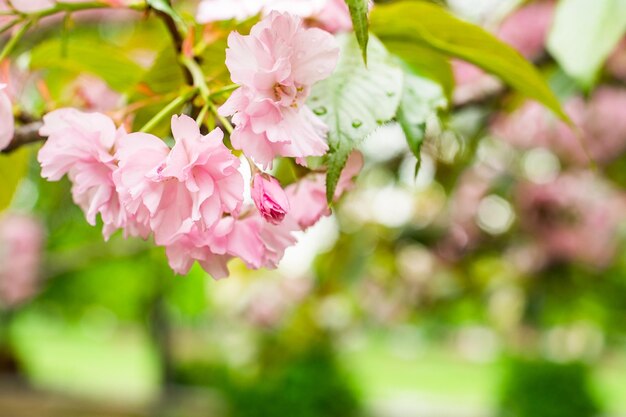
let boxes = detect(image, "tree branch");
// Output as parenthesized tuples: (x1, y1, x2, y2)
(1, 122, 44, 154)
(153, 8, 194, 86)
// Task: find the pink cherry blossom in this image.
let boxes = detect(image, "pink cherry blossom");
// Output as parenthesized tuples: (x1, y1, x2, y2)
(10, 0, 55, 13)
(287, 150, 363, 229)
(38, 109, 142, 239)
(497, 0, 555, 60)
(0, 213, 44, 308)
(197, 0, 264, 23)
(0, 83, 13, 151)
(452, 60, 501, 105)
(165, 209, 298, 277)
(252, 173, 290, 224)
(72, 75, 122, 113)
(219, 12, 339, 168)
(492, 87, 626, 165)
(114, 115, 244, 245)
(516, 171, 626, 268)
(315, 0, 354, 33)
(196, 0, 356, 33)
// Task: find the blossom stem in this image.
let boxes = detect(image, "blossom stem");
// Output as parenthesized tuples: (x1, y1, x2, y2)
(0, 19, 33, 62)
(139, 88, 199, 133)
(181, 55, 211, 100)
(32, 1, 146, 18)
(196, 102, 210, 125)
(209, 84, 239, 98)
(0, 17, 21, 35)
(208, 101, 234, 134)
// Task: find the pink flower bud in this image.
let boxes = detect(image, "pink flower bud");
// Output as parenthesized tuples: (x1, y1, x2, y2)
(252, 174, 290, 225)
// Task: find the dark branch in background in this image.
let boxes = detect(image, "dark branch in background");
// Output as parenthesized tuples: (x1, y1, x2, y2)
(153, 8, 194, 86)
(1, 122, 44, 154)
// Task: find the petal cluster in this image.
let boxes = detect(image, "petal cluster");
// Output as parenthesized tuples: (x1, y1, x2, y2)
(38, 109, 139, 239)
(219, 12, 339, 168)
(115, 115, 244, 245)
(37, 110, 362, 278)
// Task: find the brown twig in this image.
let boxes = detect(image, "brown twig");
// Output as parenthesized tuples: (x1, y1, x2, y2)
(1, 121, 44, 154)
(152, 7, 194, 86)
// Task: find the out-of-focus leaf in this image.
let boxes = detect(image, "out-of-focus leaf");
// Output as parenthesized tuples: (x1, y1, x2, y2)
(30, 37, 144, 92)
(132, 47, 186, 98)
(398, 74, 447, 172)
(345, 0, 370, 63)
(547, 0, 626, 88)
(165, 267, 208, 319)
(129, 47, 187, 136)
(0, 148, 30, 211)
(385, 40, 454, 101)
(309, 34, 403, 202)
(370, 1, 568, 121)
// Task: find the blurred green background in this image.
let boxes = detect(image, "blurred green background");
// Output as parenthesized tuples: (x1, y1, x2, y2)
(2, 0, 626, 416)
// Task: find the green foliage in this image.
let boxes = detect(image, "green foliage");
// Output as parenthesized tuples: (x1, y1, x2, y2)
(547, 0, 626, 88)
(310, 34, 403, 202)
(130, 46, 188, 135)
(176, 343, 361, 417)
(29, 36, 144, 92)
(498, 358, 603, 417)
(344, 0, 370, 63)
(385, 40, 454, 100)
(0, 148, 30, 211)
(370, 1, 568, 121)
(164, 267, 208, 320)
(397, 73, 447, 174)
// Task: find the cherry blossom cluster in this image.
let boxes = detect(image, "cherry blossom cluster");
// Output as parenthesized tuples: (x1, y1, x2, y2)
(35, 12, 362, 277)
(219, 11, 340, 168)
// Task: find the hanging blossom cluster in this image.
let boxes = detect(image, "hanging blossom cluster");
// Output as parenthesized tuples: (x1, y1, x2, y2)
(219, 11, 340, 168)
(36, 12, 361, 278)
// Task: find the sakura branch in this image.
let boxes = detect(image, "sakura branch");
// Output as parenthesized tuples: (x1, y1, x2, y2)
(0, 2, 365, 278)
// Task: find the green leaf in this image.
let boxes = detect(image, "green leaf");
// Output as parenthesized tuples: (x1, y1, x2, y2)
(547, 0, 626, 88)
(0, 148, 29, 211)
(385, 40, 454, 101)
(345, 0, 370, 63)
(398, 74, 447, 170)
(30, 37, 144, 92)
(132, 47, 186, 98)
(370, 1, 568, 121)
(309, 34, 403, 202)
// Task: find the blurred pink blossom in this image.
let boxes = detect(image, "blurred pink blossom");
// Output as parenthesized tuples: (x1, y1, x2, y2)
(219, 12, 339, 168)
(0, 84, 13, 151)
(244, 277, 311, 327)
(197, 0, 358, 32)
(71, 75, 122, 113)
(607, 38, 626, 81)
(452, 60, 501, 105)
(516, 171, 626, 268)
(497, 0, 555, 60)
(492, 87, 626, 165)
(0, 214, 44, 308)
(9, 0, 54, 13)
(287, 151, 363, 229)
